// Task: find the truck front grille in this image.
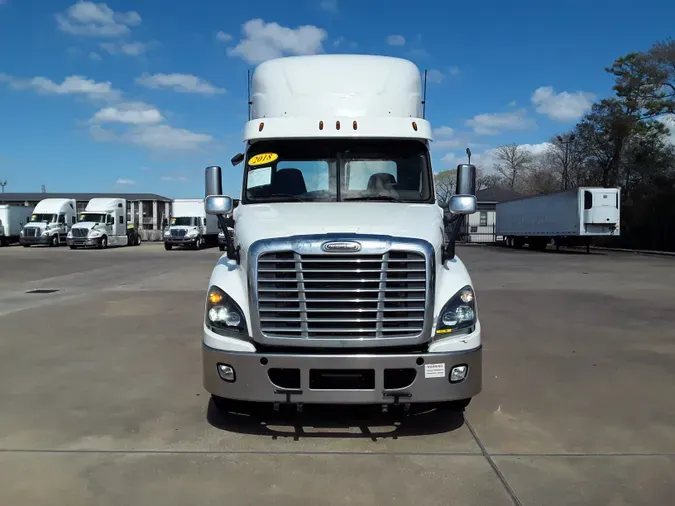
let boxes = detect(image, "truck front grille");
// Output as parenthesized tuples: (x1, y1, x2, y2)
(171, 229, 186, 238)
(25, 227, 38, 237)
(71, 228, 88, 238)
(257, 251, 427, 340)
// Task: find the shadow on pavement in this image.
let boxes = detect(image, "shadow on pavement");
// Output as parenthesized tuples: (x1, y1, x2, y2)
(207, 399, 465, 441)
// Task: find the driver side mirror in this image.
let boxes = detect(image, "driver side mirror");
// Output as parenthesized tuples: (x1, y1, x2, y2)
(231, 153, 245, 166)
(447, 195, 477, 214)
(205, 195, 233, 216)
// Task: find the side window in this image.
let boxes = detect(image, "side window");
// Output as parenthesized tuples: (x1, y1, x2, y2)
(479, 211, 488, 226)
(584, 191, 593, 210)
(71, 216, 76, 225)
(119, 215, 124, 225)
(58, 214, 66, 224)
(107, 216, 115, 225)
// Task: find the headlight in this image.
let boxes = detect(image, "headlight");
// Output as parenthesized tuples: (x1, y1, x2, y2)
(435, 285, 477, 336)
(164, 230, 171, 236)
(41, 231, 49, 236)
(205, 286, 247, 335)
(67, 231, 72, 238)
(188, 230, 199, 237)
(20, 230, 24, 236)
(89, 231, 101, 238)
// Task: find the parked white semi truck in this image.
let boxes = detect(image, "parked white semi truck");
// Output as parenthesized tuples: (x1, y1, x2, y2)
(20, 198, 76, 247)
(0, 204, 35, 246)
(164, 198, 219, 250)
(496, 187, 621, 252)
(67, 198, 141, 249)
(201, 54, 481, 413)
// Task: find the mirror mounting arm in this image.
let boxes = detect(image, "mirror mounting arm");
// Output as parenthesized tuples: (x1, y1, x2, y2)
(216, 214, 240, 263)
(442, 213, 464, 263)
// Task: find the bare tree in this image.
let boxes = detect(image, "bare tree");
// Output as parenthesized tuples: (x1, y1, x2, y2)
(493, 143, 533, 190)
(433, 169, 457, 202)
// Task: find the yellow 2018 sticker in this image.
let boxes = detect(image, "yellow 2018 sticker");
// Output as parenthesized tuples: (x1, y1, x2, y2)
(248, 152, 278, 166)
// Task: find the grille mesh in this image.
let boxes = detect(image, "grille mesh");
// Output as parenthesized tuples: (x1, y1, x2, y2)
(257, 251, 427, 339)
(71, 228, 88, 238)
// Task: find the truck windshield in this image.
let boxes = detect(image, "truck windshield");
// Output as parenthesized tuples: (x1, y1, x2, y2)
(242, 139, 433, 204)
(79, 213, 107, 223)
(171, 217, 198, 226)
(30, 214, 56, 223)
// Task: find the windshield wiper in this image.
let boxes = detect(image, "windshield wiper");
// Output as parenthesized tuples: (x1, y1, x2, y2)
(260, 193, 306, 202)
(344, 195, 402, 203)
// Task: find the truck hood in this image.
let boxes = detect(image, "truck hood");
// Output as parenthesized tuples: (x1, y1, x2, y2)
(235, 202, 445, 250)
(24, 222, 48, 231)
(72, 222, 104, 231)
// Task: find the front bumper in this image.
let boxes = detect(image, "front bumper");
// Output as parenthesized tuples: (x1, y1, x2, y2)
(203, 344, 482, 404)
(67, 237, 101, 247)
(19, 236, 50, 245)
(164, 237, 198, 245)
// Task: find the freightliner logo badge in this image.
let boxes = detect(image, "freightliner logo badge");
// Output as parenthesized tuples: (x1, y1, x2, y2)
(321, 241, 362, 252)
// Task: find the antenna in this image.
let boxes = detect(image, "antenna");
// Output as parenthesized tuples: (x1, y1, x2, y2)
(422, 69, 428, 119)
(247, 69, 252, 120)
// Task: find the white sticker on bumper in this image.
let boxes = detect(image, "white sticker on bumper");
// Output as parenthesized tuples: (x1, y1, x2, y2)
(424, 363, 446, 379)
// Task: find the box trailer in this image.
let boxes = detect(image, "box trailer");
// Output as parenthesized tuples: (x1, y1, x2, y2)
(0, 204, 35, 246)
(496, 187, 620, 251)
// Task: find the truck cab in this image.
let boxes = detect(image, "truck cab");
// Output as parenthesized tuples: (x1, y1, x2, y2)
(201, 54, 481, 412)
(164, 198, 218, 250)
(67, 198, 140, 249)
(20, 198, 76, 247)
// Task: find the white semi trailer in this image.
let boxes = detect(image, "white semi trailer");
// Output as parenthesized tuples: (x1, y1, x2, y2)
(67, 198, 141, 249)
(200, 54, 482, 414)
(496, 187, 621, 252)
(20, 198, 76, 247)
(164, 198, 219, 250)
(0, 204, 34, 246)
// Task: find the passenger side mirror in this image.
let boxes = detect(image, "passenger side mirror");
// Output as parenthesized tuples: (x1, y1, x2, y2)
(231, 153, 245, 166)
(205, 195, 233, 216)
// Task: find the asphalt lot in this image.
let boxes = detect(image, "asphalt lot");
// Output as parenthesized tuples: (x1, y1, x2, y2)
(1, 242, 674, 505)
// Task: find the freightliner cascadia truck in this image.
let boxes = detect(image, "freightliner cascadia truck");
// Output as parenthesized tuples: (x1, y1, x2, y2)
(201, 54, 481, 413)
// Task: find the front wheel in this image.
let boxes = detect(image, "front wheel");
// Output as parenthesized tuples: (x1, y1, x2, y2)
(99, 236, 108, 249)
(164, 243, 172, 251)
(50, 234, 59, 247)
(219, 244, 225, 251)
(69, 245, 77, 250)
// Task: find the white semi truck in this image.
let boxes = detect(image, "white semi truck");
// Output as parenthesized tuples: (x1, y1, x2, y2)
(20, 198, 76, 247)
(0, 204, 35, 246)
(164, 198, 219, 250)
(67, 198, 141, 249)
(496, 187, 621, 252)
(201, 54, 481, 413)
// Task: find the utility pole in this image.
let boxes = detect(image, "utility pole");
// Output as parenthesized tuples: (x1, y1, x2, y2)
(0, 180, 6, 193)
(556, 134, 576, 190)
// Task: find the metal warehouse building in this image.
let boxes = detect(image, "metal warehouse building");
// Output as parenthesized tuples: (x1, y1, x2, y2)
(0, 193, 172, 241)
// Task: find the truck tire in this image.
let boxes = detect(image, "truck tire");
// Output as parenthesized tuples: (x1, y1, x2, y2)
(23, 244, 30, 248)
(69, 245, 77, 250)
(50, 234, 59, 247)
(164, 243, 172, 251)
(99, 236, 108, 249)
(219, 244, 225, 251)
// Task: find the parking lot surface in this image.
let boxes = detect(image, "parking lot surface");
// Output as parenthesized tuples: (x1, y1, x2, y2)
(1, 243, 674, 505)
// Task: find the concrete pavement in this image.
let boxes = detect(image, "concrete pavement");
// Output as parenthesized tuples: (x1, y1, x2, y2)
(0, 243, 673, 505)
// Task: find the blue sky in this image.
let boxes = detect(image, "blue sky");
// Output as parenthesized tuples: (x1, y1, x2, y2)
(1, 0, 673, 198)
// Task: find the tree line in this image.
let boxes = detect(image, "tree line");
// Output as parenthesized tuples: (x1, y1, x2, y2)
(435, 38, 675, 251)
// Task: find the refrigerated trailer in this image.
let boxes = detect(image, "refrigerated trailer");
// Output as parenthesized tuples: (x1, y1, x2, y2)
(496, 187, 621, 251)
(0, 204, 34, 246)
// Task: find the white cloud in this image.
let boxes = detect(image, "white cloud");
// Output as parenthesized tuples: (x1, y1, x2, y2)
(386, 34, 406, 46)
(431, 126, 460, 150)
(440, 141, 553, 170)
(91, 102, 164, 125)
(659, 114, 675, 145)
(1, 74, 121, 101)
(466, 108, 535, 135)
(227, 18, 327, 64)
(433, 126, 455, 137)
(89, 52, 102, 61)
(56, 1, 141, 37)
(332, 36, 357, 49)
(508, 100, 517, 107)
(426, 69, 444, 84)
(99, 41, 156, 57)
(115, 178, 135, 185)
(127, 125, 213, 150)
(320, 0, 338, 12)
(449, 66, 460, 76)
(216, 31, 233, 42)
(136, 73, 225, 95)
(531, 86, 595, 122)
(161, 175, 189, 182)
